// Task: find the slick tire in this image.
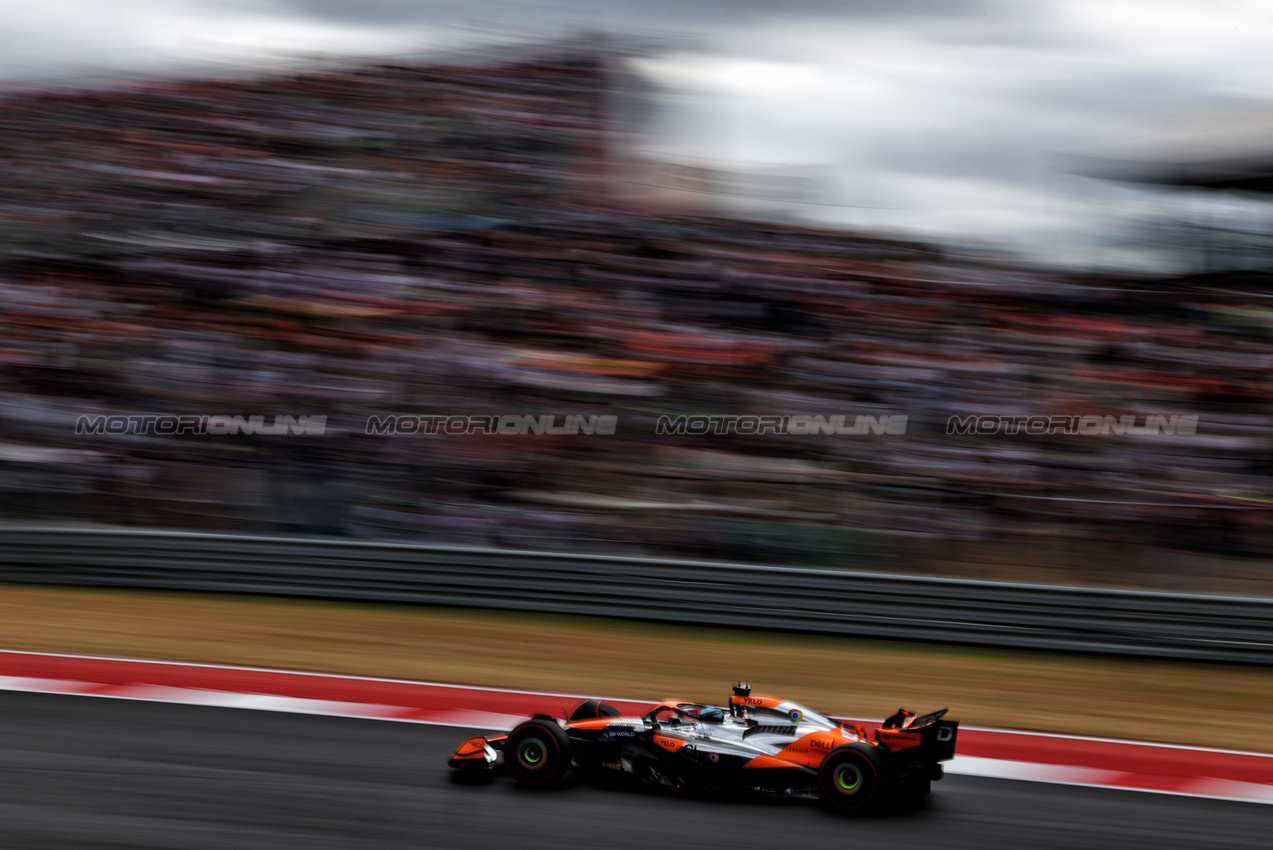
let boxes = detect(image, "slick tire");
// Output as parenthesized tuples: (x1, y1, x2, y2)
(819, 745, 883, 813)
(505, 719, 572, 787)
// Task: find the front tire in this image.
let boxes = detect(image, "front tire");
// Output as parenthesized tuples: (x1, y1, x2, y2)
(819, 745, 883, 812)
(505, 720, 572, 786)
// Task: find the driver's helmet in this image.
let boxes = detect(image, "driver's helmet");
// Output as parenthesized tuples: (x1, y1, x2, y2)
(697, 707, 725, 723)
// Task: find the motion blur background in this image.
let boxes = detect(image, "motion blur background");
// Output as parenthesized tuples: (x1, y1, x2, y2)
(3, 1, 1273, 594)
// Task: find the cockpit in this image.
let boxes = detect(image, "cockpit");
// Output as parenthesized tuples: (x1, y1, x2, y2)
(643, 702, 733, 728)
(642, 695, 837, 735)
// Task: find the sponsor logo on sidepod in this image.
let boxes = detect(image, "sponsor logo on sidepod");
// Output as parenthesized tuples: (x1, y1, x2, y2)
(654, 735, 681, 752)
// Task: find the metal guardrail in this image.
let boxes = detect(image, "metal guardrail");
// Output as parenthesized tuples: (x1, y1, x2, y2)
(1, 526, 1271, 664)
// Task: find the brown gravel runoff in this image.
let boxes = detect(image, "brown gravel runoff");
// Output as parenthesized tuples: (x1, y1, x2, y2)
(1, 584, 1270, 753)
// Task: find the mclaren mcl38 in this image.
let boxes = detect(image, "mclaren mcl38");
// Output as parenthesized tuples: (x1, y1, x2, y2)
(449, 684, 957, 813)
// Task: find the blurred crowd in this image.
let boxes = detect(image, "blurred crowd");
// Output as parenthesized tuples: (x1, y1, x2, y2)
(1, 42, 1271, 590)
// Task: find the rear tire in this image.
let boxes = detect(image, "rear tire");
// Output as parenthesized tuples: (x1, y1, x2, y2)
(819, 745, 882, 813)
(505, 720, 572, 786)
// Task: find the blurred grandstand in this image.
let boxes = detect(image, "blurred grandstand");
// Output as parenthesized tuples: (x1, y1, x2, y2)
(1, 38, 1271, 594)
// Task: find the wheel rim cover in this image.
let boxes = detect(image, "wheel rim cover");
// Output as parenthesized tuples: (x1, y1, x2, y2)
(836, 764, 863, 793)
(519, 738, 546, 767)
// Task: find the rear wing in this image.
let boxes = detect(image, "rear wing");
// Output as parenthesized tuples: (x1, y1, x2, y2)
(877, 708, 959, 762)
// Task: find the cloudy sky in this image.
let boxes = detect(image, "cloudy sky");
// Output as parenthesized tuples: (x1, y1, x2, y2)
(6, 0, 1273, 269)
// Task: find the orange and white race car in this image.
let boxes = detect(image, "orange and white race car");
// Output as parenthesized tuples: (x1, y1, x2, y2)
(449, 684, 957, 812)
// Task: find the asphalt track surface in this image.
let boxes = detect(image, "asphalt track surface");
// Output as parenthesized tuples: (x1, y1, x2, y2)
(3, 691, 1266, 850)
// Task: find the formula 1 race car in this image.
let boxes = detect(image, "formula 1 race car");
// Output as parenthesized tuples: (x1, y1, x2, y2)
(448, 684, 957, 813)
